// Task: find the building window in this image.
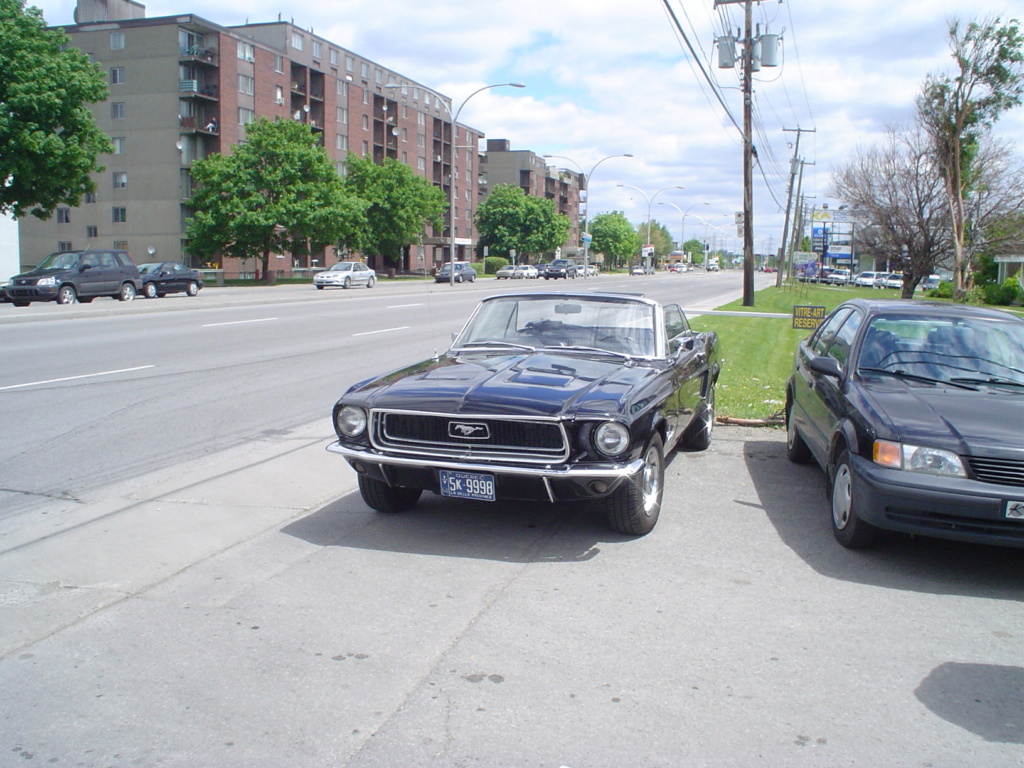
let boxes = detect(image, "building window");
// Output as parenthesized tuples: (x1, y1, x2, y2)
(417, 113, 425, 127)
(360, 62, 369, 79)
(417, 157, 425, 171)
(275, 85, 284, 105)
(113, 240, 128, 250)
(110, 31, 124, 50)
(401, 127, 408, 142)
(57, 208, 70, 223)
(84, 192, 97, 204)
(312, 40, 322, 59)
(58, 241, 73, 252)
(237, 41, 255, 62)
(374, 68, 382, 84)
(330, 49, 338, 66)
(336, 106, 347, 124)
(86, 225, 98, 238)
(113, 172, 127, 188)
(345, 54, 354, 72)
(337, 80, 348, 97)
(112, 136, 125, 154)
(335, 134, 347, 151)
(291, 32, 304, 51)
(112, 207, 127, 223)
(275, 55, 284, 73)
(238, 74, 254, 95)
(111, 102, 125, 119)
(361, 140, 368, 156)
(361, 115, 368, 130)
(110, 67, 125, 84)
(238, 107, 255, 125)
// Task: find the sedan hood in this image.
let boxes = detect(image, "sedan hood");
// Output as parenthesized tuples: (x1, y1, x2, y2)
(860, 377, 1024, 454)
(348, 351, 661, 418)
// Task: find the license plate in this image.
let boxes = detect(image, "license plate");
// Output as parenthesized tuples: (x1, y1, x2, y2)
(439, 470, 496, 502)
(1005, 500, 1024, 520)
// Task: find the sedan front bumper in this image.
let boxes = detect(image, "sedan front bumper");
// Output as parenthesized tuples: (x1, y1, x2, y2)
(327, 441, 645, 503)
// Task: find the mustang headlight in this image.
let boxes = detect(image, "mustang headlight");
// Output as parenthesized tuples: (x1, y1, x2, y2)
(37, 276, 57, 286)
(336, 405, 367, 438)
(873, 440, 966, 477)
(594, 421, 631, 458)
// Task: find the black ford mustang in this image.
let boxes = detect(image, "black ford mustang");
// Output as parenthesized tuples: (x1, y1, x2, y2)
(786, 298, 1024, 549)
(329, 292, 720, 535)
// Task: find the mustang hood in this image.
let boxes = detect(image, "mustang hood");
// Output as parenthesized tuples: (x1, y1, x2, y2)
(861, 378, 1024, 455)
(348, 351, 661, 418)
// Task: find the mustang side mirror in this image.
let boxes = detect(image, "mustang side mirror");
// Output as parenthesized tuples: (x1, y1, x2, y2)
(809, 356, 843, 379)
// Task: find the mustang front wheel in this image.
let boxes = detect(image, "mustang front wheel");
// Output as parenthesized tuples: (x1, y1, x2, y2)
(358, 475, 422, 513)
(607, 434, 664, 536)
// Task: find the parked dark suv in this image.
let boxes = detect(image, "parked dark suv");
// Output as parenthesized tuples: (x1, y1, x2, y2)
(5, 250, 142, 306)
(543, 258, 578, 279)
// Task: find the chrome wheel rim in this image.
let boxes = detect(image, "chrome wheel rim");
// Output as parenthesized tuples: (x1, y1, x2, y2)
(641, 445, 662, 516)
(832, 463, 852, 529)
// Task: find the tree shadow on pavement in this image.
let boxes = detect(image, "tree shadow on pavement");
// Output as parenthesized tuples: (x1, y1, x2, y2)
(744, 438, 1024, 601)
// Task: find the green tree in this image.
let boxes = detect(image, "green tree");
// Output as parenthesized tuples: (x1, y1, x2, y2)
(476, 184, 570, 261)
(186, 118, 365, 282)
(683, 238, 704, 265)
(589, 211, 639, 269)
(916, 15, 1024, 295)
(343, 154, 446, 268)
(636, 220, 674, 262)
(0, 0, 112, 219)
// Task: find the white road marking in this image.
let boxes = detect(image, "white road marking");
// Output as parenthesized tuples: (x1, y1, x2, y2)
(352, 326, 410, 337)
(0, 365, 156, 392)
(202, 317, 278, 327)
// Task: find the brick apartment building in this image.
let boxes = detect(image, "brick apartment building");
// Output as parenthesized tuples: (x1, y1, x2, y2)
(20, 0, 490, 277)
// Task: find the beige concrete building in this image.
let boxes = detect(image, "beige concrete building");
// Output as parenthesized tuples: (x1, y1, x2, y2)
(21, 0, 485, 278)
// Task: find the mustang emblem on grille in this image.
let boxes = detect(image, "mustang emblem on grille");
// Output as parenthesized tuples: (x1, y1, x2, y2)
(449, 422, 490, 440)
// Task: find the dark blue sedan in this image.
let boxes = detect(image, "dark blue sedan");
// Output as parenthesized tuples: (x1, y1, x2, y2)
(786, 299, 1024, 549)
(138, 262, 203, 298)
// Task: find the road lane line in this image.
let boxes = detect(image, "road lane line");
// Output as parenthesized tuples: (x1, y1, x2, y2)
(352, 326, 410, 337)
(387, 303, 423, 309)
(202, 317, 278, 327)
(0, 365, 156, 392)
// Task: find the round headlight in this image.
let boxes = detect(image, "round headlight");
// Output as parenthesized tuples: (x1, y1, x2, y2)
(594, 421, 630, 457)
(336, 405, 367, 438)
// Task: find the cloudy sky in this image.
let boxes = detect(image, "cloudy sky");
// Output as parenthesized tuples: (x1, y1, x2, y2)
(3, 0, 1022, 263)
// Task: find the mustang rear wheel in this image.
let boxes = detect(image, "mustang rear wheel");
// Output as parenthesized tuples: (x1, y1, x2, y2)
(829, 447, 878, 548)
(358, 475, 422, 513)
(607, 434, 664, 536)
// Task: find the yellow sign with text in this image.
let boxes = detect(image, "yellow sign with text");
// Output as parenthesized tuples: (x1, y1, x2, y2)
(792, 305, 826, 330)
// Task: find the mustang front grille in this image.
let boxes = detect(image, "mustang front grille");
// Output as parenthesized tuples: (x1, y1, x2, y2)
(967, 456, 1024, 488)
(371, 410, 569, 463)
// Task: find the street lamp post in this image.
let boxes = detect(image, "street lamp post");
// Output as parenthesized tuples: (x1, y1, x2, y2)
(386, 81, 525, 285)
(658, 201, 708, 264)
(542, 153, 633, 277)
(617, 184, 684, 271)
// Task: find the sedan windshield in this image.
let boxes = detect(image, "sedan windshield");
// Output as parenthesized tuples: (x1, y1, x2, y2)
(456, 295, 658, 357)
(329, 263, 354, 272)
(858, 314, 1024, 386)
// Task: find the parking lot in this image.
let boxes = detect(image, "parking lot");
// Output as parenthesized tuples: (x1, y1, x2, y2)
(2, 415, 1020, 767)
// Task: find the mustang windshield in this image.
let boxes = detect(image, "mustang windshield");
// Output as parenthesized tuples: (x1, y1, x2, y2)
(457, 295, 658, 357)
(858, 314, 1024, 386)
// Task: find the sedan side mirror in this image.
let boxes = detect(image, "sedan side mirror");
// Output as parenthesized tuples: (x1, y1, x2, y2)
(809, 355, 843, 379)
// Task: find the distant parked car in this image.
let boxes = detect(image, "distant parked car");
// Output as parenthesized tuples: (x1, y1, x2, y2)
(918, 274, 942, 292)
(854, 271, 881, 287)
(138, 261, 203, 298)
(543, 259, 578, 279)
(581, 264, 599, 277)
(882, 273, 904, 290)
(826, 269, 851, 286)
(495, 264, 517, 279)
(515, 264, 540, 279)
(786, 298, 1024, 550)
(5, 249, 141, 306)
(668, 263, 684, 273)
(435, 261, 477, 283)
(314, 261, 376, 289)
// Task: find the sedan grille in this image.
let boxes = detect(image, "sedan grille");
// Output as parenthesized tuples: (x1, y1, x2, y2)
(371, 409, 569, 464)
(967, 456, 1024, 488)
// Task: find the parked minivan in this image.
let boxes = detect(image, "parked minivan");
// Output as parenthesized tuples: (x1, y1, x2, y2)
(5, 249, 141, 306)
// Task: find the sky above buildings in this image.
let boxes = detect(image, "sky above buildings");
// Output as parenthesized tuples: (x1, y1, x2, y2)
(4, 0, 1023, 264)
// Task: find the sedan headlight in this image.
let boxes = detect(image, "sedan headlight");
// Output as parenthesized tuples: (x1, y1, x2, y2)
(336, 405, 367, 438)
(37, 276, 57, 286)
(873, 440, 966, 477)
(593, 421, 631, 458)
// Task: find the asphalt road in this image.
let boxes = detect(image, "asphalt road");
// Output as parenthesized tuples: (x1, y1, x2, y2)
(0, 271, 1020, 767)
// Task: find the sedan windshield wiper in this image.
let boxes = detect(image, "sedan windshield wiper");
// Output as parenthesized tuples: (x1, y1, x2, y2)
(859, 367, 978, 390)
(950, 375, 1024, 389)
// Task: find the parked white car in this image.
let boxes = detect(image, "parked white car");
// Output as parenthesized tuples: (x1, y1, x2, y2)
(854, 271, 880, 287)
(514, 264, 540, 279)
(581, 264, 599, 277)
(826, 269, 851, 285)
(314, 261, 376, 289)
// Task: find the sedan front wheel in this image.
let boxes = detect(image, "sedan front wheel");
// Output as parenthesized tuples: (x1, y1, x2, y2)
(607, 434, 664, 536)
(829, 448, 878, 548)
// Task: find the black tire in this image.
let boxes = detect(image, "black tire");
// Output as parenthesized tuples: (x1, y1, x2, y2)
(144, 283, 159, 299)
(118, 282, 136, 301)
(786, 397, 812, 464)
(367, 276, 375, 288)
(607, 434, 664, 536)
(79, 296, 94, 303)
(316, 284, 325, 290)
(829, 447, 878, 548)
(681, 381, 715, 451)
(358, 475, 423, 513)
(12, 301, 29, 307)
(343, 276, 352, 289)
(186, 281, 199, 296)
(56, 285, 77, 304)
